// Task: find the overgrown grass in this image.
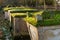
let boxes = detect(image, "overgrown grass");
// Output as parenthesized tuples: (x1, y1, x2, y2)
(24, 17, 37, 26)
(37, 11, 60, 26)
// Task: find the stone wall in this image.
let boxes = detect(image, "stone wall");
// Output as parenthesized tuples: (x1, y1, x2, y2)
(27, 23, 39, 40)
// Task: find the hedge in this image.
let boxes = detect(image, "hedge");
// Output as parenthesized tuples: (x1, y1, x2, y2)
(37, 11, 60, 26)
(37, 19, 60, 26)
(24, 17, 37, 26)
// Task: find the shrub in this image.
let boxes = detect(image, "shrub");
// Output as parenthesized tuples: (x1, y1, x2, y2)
(42, 11, 55, 19)
(24, 17, 37, 26)
(37, 11, 60, 26)
(54, 14, 60, 20)
(37, 19, 60, 26)
(45, 0, 54, 5)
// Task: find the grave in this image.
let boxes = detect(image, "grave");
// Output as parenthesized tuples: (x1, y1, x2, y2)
(36, 14, 42, 21)
(12, 16, 39, 40)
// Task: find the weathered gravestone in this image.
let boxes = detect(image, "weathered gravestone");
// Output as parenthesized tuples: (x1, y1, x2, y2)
(5, 12, 9, 19)
(4, 10, 11, 20)
(36, 14, 42, 21)
(12, 16, 39, 40)
(13, 17, 31, 40)
(13, 17, 29, 36)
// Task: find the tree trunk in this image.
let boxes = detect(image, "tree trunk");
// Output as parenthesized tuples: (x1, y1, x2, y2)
(54, 0, 57, 10)
(44, 0, 46, 10)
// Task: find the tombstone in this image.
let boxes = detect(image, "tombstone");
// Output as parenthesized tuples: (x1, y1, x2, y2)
(36, 14, 42, 21)
(13, 17, 31, 40)
(5, 11, 9, 19)
(4, 10, 11, 21)
(13, 17, 29, 36)
(12, 16, 39, 40)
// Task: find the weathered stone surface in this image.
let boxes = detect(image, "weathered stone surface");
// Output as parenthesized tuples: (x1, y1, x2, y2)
(13, 17, 39, 40)
(27, 23, 39, 40)
(38, 26, 60, 40)
(36, 15, 42, 21)
(13, 18, 29, 36)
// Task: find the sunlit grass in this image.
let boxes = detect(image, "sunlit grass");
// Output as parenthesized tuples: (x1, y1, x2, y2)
(24, 17, 37, 26)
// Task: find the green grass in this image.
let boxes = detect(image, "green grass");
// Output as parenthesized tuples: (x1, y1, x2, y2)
(37, 11, 60, 26)
(37, 19, 60, 26)
(24, 17, 37, 26)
